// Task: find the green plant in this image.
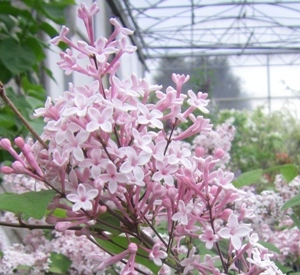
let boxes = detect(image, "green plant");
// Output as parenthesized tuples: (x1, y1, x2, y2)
(0, 0, 74, 165)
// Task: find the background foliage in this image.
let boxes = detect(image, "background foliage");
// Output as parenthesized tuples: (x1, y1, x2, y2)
(0, 0, 74, 167)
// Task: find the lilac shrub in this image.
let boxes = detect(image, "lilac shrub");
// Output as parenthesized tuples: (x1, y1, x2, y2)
(0, 3, 282, 274)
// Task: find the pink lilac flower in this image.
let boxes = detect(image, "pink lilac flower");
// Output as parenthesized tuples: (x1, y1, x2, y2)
(152, 159, 178, 186)
(172, 200, 193, 225)
(149, 243, 167, 266)
(218, 213, 251, 250)
(137, 103, 163, 129)
(187, 90, 210, 114)
(63, 130, 90, 162)
(99, 161, 128, 194)
(86, 106, 114, 133)
(119, 147, 151, 181)
(199, 228, 219, 249)
(66, 184, 98, 212)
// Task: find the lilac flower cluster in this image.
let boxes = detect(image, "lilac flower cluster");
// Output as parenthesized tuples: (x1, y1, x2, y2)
(236, 175, 300, 269)
(192, 122, 235, 168)
(0, 3, 282, 274)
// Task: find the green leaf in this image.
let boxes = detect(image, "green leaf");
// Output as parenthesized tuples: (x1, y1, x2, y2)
(0, 59, 12, 83)
(291, 213, 300, 229)
(95, 236, 160, 274)
(28, 117, 45, 136)
(91, 212, 122, 236)
(4, 87, 32, 113)
(280, 164, 298, 183)
(0, 14, 15, 32)
(49, 252, 72, 274)
(40, 21, 58, 38)
(282, 193, 300, 211)
(274, 261, 295, 274)
(40, 2, 69, 24)
(0, 3, 33, 20)
(264, 164, 299, 183)
(0, 113, 16, 128)
(233, 169, 263, 188)
(21, 76, 46, 100)
(0, 190, 56, 219)
(258, 241, 280, 253)
(0, 38, 37, 75)
(50, 208, 67, 219)
(24, 36, 46, 62)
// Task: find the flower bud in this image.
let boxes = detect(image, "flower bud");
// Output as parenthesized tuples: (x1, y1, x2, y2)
(1, 166, 14, 174)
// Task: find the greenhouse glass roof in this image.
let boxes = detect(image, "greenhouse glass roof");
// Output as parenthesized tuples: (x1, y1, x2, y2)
(108, 1, 300, 62)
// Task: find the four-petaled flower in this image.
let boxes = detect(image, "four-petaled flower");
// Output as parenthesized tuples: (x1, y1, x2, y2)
(66, 183, 99, 212)
(218, 213, 251, 250)
(149, 243, 167, 266)
(199, 228, 219, 249)
(137, 103, 163, 129)
(187, 90, 209, 114)
(86, 106, 114, 133)
(99, 162, 128, 194)
(172, 200, 193, 225)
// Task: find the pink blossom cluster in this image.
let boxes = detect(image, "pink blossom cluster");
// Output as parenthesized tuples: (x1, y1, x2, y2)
(0, 223, 107, 274)
(192, 122, 235, 168)
(0, 3, 282, 274)
(235, 175, 300, 270)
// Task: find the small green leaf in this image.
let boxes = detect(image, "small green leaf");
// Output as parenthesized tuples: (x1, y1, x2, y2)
(274, 261, 294, 274)
(0, 190, 56, 219)
(0, 113, 16, 128)
(282, 193, 300, 211)
(258, 241, 280, 253)
(49, 252, 72, 274)
(280, 164, 298, 183)
(50, 208, 67, 219)
(40, 2, 68, 24)
(40, 21, 59, 38)
(233, 169, 263, 188)
(0, 59, 12, 83)
(24, 36, 46, 62)
(21, 76, 46, 100)
(0, 3, 33, 20)
(264, 164, 299, 183)
(0, 14, 15, 32)
(29, 117, 45, 136)
(0, 38, 37, 75)
(95, 236, 160, 274)
(91, 212, 122, 236)
(291, 214, 300, 229)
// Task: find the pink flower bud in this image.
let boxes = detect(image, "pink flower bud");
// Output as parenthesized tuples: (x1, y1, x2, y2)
(195, 147, 205, 157)
(55, 221, 73, 232)
(222, 209, 232, 220)
(0, 138, 12, 150)
(12, 161, 27, 174)
(210, 185, 219, 195)
(97, 205, 107, 215)
(214, 148, 225, 159)
(128, 243, 138, 253)
(14, 137, 25, 149)
(1, 166, 14, 174)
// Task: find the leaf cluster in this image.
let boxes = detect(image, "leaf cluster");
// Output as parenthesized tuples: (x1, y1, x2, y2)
(0, 0, 74, 163)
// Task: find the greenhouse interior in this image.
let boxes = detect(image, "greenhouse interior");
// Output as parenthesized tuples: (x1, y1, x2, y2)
(0, 0, 300, 274)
